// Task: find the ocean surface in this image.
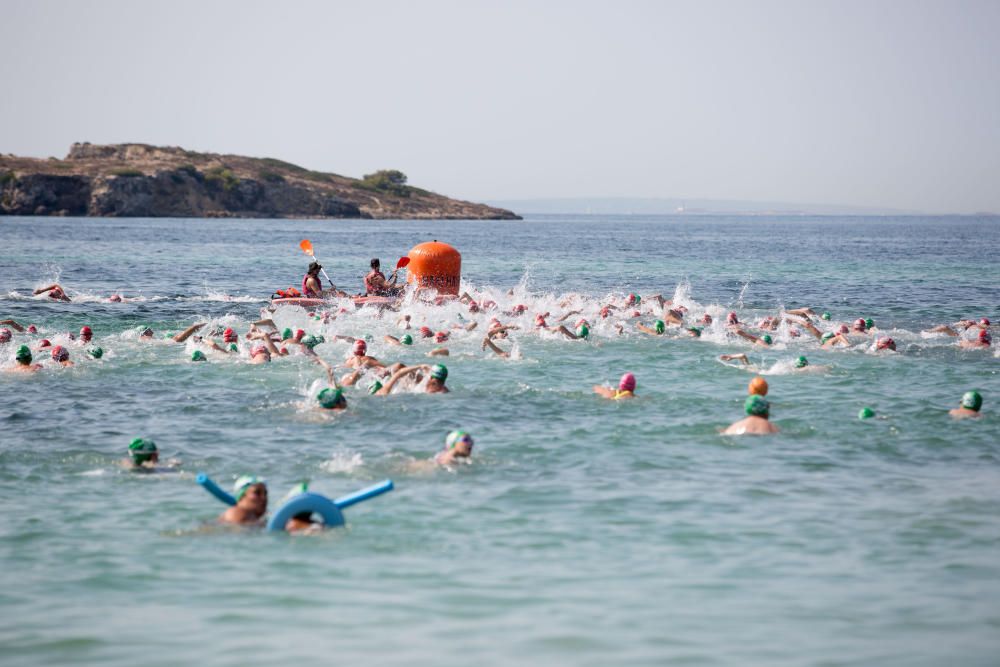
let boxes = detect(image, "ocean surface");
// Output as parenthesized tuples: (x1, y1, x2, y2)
(1, 214, 998, 666)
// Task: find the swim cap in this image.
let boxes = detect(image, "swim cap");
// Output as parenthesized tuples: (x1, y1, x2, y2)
(535, 315, 547, 327)
(821, 332, 834, 343)
(837, 324, 849, 335)
(744, 395, 770, 418)
(858, 407, 875, 420)
(575, 318, 589, 328)
(701, 314, 712, 324)
(281, 327, 293, 340)
(353, 339, 367, 356)
(654, 320, 665, 334)
(88, 346, 103, 359)
(15, 345, 32, 364)
(853, 318, 866, 332)
(39, 339, 51, 348)
(228, 342, 238, 352)
(435, 331, 448, 343)
(109, 294, 122, 302)
(619, 372, 636, 392)
(445, 430, 473, 450)
(761, 334, 772, 345)
(128, 437, 157, 464)
(748, 376, 768, 396)
(576, 324, 590, 339)
(0, 328, 11, 343)
(80, 326, 92, 341)
(401, 334, 413, 345)
(979, 329, 991, 344)
(795, 355, 808, 368)
(191, 350, 207, 362)
(317, 387, 346, 409)
(687, 327, 702, 337)
(368, 379, 383, 395)
(27, 325, 37, 333)
(627, 293, 637, 305)
(233, 475, 264, 500)
(513, 304, 527, 314)
(282, 481, 309, 505)
(300, 335, 320, 349)
(961, 390, 983, 412)
(295, 329, 305, 340)
(468, 301, 479, 312)
(600, 306, 611, 319)
(821, 312, 831, 320)
(223, 327, 237, 343)
(727, 312, 738, 325)
(981, 318, 991, 326)
(419, 326, 433, 338)
(250, 344, 268, 358)
(430, 364, 448, 381)
(865, 318, 874, 330)
(51, 345, 69, 362)
(876, 337, 896, 351)
(140, 327, 154, 338)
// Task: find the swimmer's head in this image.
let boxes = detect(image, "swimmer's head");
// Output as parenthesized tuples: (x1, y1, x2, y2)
(367, 379, 383, 395)
(233, 475, 267, 504)
(858, 407, 875, 420)
(419, 326, 433, 338)
(51, 345, 69, 362)
(600, 306, 611, 319)
(109, 294, 122, 302)
(15, 345, 32, 365)
(979, 329, 991, 345)
(534, 314, 547, 327)
(139, 327, 154, 338)
(865, 318, 875, 330)
(0, 328, 10, 343)
(223, 327, 237, 343)
(295, 329, 305, 341)
(80, 326, 92, 342)
(619, 372, 636, 392)
(27, 325, 37, 334)
(626, 293, 638, 306)
(821, 312, 831, 321)
(795, 355, 808, 368)
(430, 364, 448, 382)
(576, 324, 590, 339)
(127, 438, 158, 465)
(191, 350, 207, 362)
(445, 430, 474, 457)
(876, 337, 896, 351)
(853, 318, 866, 332)
(228, 342, 238, 352)
(435, 331, 448, 343)
(301, 335, 320, 349)
(727, 312, 738, 325)
(654, 320, 665, 334)
(513, 304, 527, 314)
(250, 344, 269, 359)
(468, 301, 479, 313)
(837, 324, 849, 335)
(88, 346, 103, 359)
(401, 334, 413, 345)
(687, 327, 702, 337)
(961, 390, 983, 412)
(317, 387, 346, 410)
(748, 376, 768, 396)
(281, 327, 293, 341)
(744, 395, 770, 418)
(701, 314, 712, 325)
(761, 334, 772, 345)
(353, 339, 367, 356)
(39, 339, 51, 348)
(981, 317, 991, 326)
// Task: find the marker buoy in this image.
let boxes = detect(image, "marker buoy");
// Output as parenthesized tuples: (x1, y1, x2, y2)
(406, 240, 461, 296)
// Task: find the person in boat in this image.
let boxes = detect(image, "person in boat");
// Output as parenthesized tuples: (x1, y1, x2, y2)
(300, 262, 345, 299)
(364, 258, 402, 297)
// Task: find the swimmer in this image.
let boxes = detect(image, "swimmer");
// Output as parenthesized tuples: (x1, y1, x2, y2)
(219, 476, 268, 526)
(785, 307, 818, 320)
(384, 333, 414, 347)
(851, 318, 870, 335)
(418, 325, 433, 339)
(821, 331, 851, 348)
(637, 320, 666, 336)
(723, 395, 780, 435)
(555, 323, 590, 340)
(685, 327, 703, 338)
(874, 337, 896, 352)
(37, 339, 52, 351)
(733, 329, 773, 347)
(33, 283, 70, 301)
(317, 386, 347, 410)
(0, 328, 11, 344)
(397, 314, 412, 330)
(435, 430, 474, 465)
(435, 331, 451, 342)
(79, 326, 93, 343)
(593, 372, 636, 400)
(172, 323, 206, 343)
(345, 339, 386, 369)
(949, 391, 983, 419)
(482, 335, 510, 358)
(51, 345, 74, 367)
(720, 353, 751, 365)
(376, 363, 449, 395)
(122, 437, 179, 472)
(786, 316, 822, 340)
(7, 345, 42, 372)
(958, 329, 991, 349)
(427, 346, 450, 357)
(0, 319, 26, 332)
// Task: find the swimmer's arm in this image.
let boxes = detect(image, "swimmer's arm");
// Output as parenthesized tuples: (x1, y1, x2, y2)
(650, 294, 666, 309)
(636, 323, 660, 335)
(340, 369, 361, 386)
(0, 319, 25, 332)
(482, 336, 510, 358)
(261, 335, 282, 358)
(383, 335, 402, 346)
(555, 325, 579, 340)
(664, 309, 684, 325)
(557, 310, 582, 323)
(786, 317, 821, 339)
(362, 357, 386, 369)
(592, 385, 615, 398)
(310, 355, 336, 384)
(785, 307, 816, 318)
(427, 347, 449, 357)
(204, 339, 230, 353)
(376, 365, 423, 395)
(719, 353, 750, 364)
(733, 329, 758, 343)
(173, 323, 205, 343)
(252, 318, 277, 330)
(33, 283, 61, 295)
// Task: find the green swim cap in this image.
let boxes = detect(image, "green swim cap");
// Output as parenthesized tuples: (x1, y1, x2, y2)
(576, 324, 590, 339)
(761, 334, 773, 345)
(634, 295, 641, 305)
(128, 437, 157, 464)
(317, 387, 346, 409)
(858, 406, 875, 420)
(365, 334, 373, 342)
(15, 344, 32, 364)
(88, 346, 103, 359)
(654, 320, 665, 334)
(191, 350, 206, 362)
(233, 475, 264, 500)
(687, 327, 702, 337)
(368, 379, 383, 395)
(445, 430, 471, 449)
(281, 327, 293, 340)
(163, 332, 174, 339)
(228, 342, 238, 352)
(285, 481, 308, 498)
(865, 318, 874, 330)
(315, 335, 326, 344)
(430, 364, 448, 381)
(301, 335, 319, 349)
(744, 395, 770, 418)
(961, 390, 983, 412)
(821, 312, 831, 321)
(821, 332, 834, 343)
(401, 334, 413, 345)
(795, 355, 808, 368)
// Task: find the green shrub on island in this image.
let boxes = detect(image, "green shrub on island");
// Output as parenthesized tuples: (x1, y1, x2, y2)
(110, 168, 144, 178)
(203, 166, 240, 192)
(0, 171, 15, 186)
(359, 169, 410, 197)
(258, 169, 286, 184)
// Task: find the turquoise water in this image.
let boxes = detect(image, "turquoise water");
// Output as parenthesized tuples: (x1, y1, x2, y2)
(1, 215, 998, 666)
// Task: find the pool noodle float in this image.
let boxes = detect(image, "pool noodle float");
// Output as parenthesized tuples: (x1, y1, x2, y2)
(197, 474, 394, 532)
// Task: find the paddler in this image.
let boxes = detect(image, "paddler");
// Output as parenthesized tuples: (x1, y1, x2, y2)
(302, 262, 345, 298)
(364, 258, 402, 297)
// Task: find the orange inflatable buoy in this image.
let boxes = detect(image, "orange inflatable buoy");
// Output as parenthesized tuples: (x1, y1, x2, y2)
(406, 240, 461, 295)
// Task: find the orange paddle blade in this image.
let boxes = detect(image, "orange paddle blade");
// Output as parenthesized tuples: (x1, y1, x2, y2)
(396, 257, 410, 269)
(299, 239, 314, 255)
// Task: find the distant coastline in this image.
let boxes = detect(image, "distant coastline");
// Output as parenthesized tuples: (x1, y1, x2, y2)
(0, 143, 521, 220)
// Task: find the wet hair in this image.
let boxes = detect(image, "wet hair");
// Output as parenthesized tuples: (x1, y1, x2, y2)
(370, 258, 380, 269)
(308, 262, 322, 274)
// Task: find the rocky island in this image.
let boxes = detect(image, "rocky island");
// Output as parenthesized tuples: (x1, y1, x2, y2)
(0, 143, 520, 220)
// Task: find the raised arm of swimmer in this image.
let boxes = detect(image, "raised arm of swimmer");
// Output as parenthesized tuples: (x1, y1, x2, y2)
(375, 365, 424, 396)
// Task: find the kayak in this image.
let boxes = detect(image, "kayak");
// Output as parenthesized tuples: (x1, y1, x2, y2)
(270, 296, 400, 309)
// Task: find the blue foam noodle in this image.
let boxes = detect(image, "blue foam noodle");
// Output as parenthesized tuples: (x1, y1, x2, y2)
(197, 473, 237, 506)
(266, 492, 345, 532)
(334, 479, 394, 509)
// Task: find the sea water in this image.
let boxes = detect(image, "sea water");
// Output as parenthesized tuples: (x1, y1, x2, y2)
(0, 215, 998, 666)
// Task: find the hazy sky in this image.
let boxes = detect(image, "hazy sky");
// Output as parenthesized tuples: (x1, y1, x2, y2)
(2, 0, 998, 212)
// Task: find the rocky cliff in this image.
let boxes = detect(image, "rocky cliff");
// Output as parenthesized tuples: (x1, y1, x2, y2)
(0, 143, 520, 220)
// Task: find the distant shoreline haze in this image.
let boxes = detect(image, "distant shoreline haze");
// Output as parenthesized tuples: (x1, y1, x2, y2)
(485, 197, 942, 217)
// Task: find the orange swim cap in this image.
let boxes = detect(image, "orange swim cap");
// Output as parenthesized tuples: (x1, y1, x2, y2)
(748, 376, 768, 396)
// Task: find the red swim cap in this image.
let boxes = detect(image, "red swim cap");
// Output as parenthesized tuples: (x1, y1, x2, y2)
(535, 315, 547, 327)
(513, 304, 527, 313)
(39, 339, 51, 348)
(0, 328, 11, 343)
(353, 339, 367, 356)
(837, 324, 849, 335)
(727, 312, 738, 325)
(600, 306, 610, 318)
(51, 345, 69, 362)
(295, 329, 305, 340)
(876, 337, 896, 351)
(80, 326, 92, 340)
(619, 372, 636, 392)
(626, 293, 637, 305)
(419, 326, 433, 338)
(223, 327, 237, 342)
(27, 325, 37, 333)
(981, 318, 991, 326)
(701, 314, 713, 324)
(979, 329, 991, 344)
(853, 318, 866, 331)
(435, 331, 449, 343)
(468, 301, 479, 312)
(576, 318, 589, 328)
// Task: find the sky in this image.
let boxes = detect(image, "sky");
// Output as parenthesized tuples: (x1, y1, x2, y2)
(1, 0, 999, 213)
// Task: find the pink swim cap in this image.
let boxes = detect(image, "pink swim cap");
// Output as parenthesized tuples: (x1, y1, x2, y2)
(876, 337, 896, 351)
(513, 304, 527, 313)
(51, 345, 69, 362)
(837, 324, 849, 335)
(0, 328, 11, 343)
(727, 312, 738, 325)
(250, 344, 268, 357)
(701, 314, 712, 324)
(353, 339, 367, 356)
(626, 293, 637, 305)
(108, 294, 122, 303)
(535, 315, 547, 327)
(619, 372, 636, 392)
(419, 326, 433, 338)
(468, 301, 479, 312)
(981, 318, 991, 326)
(435, 331, 449, 343)
(39, 339, 51, 348)
(27, 325, 37, 333)
(853, 318, 866, 331)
